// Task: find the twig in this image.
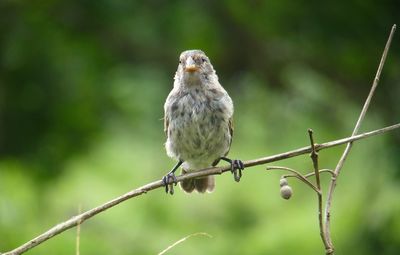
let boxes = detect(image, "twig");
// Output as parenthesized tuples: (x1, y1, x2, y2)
(266, 166, 320, 194)
(308, 129, 321, 191)
(158, 232, 212, 255)
(323, 24, 396, 252)
(308, 130, 332, 253)
(2, 123, 399, 255)
(283, 169, 335, 179)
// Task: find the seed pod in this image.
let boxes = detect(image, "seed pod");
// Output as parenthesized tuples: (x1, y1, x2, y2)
(280, 185, 293, 200)
(280, 178, 288, 187)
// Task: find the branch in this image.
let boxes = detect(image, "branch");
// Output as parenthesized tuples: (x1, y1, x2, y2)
(2, 123, 400, 255)
(308, 130, 332, 253)
(323, 24, 396, 252)
(283, 169, 335, 179)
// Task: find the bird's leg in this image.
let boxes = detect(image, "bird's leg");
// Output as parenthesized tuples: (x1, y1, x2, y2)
(162, 160, 183, 195)
(220, 157, 244, 182)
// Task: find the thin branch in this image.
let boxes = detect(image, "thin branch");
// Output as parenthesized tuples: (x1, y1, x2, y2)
(158, 232, 212, 255)
(240, 123, 400, 168)
(304, 169, 335, 178)
(324, 24, 396, 251)
(2, 123, 399, 255)
(308, 130, 332, 253)
(284, 169, 335, 179)
(266, 166, 320, 194)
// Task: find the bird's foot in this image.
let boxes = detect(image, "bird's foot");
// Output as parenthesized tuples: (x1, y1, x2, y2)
(162, 172, 178, 195)
(231, 159, 244, 182)
(220, 157, 244, 182)
(162, 160, 183, 195)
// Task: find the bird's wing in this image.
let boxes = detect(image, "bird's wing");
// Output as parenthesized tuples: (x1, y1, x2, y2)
(212, 116, 234, 166)
(225, 117, 234, 154)
(164, 115, 169, 138)
(229, 117, 234, 142)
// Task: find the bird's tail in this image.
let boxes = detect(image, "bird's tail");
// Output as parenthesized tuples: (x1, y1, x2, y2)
(180, 169, 215, 193)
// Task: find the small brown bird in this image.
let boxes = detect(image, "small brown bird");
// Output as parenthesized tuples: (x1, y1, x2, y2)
(162, 49, 244, 194)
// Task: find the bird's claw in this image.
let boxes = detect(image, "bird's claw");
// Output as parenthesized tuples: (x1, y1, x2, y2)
(230, 159, 244, 182)
(162, 172, 178, 195)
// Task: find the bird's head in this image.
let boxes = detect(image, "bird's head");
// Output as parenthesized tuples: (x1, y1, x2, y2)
(176, 50, 216, 85)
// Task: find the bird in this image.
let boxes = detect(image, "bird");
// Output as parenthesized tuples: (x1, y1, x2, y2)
(162, 49, 244, 195)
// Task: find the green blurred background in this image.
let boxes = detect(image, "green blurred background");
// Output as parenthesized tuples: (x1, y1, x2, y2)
(1, 1, 399, 254)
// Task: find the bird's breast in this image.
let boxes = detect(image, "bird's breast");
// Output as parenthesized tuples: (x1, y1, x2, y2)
(165, 89, 232, 168)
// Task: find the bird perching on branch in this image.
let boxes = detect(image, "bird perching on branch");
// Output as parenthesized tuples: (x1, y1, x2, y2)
(162, 50, 244, 194)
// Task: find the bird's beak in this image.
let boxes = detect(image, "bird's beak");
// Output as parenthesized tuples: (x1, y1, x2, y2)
(184, 57, 199, 73)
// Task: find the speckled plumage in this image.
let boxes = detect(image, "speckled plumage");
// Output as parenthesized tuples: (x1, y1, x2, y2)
(164, 50, 234, 193)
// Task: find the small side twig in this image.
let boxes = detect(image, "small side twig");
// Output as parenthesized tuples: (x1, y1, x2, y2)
(284, 169, 335, 179)
(308, 129, 321, 190)
(308, 129, 332, 253)
(266, 166, 320, 194)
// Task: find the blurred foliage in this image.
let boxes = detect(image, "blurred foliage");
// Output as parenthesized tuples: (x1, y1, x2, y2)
(0, 1, 399, 254)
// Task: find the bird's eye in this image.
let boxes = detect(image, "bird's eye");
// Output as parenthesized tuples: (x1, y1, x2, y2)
(201, 58, 207, 63)
(179, 60, 182, 64)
